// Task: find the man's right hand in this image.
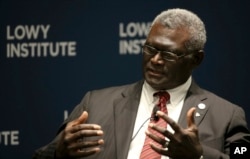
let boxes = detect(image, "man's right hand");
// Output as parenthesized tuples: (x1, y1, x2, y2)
(55, 111, 104, 159)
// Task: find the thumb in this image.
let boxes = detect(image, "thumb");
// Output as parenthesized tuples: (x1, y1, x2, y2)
(187, 107, 196, 128)
(71, 111, 88, 127)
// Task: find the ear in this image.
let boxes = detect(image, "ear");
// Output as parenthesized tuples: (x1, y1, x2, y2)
(192, 50, 204, 66)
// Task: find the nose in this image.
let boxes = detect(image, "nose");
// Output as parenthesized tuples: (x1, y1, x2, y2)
(150, 52, 164, 64)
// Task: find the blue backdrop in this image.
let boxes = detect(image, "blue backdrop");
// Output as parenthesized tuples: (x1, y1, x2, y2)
(1, 0, 250, 158)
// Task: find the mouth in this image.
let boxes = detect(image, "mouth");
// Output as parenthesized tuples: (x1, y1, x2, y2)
(147, 68, 164, 77)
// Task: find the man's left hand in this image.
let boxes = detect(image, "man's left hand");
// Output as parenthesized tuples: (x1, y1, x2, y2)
(146, 107, 203, 159)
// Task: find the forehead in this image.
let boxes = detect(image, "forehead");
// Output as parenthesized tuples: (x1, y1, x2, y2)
(146, 22, 190, 51)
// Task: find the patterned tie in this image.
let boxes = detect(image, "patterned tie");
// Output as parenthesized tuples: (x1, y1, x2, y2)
(139, 91, 170, 159)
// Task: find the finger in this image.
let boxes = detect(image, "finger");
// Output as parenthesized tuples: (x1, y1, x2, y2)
(72, 111, 89, 126)
(149, 123, 175, 141)
(64, 128, 104, 145)
(186, 107, 196, 128)
(145, 130, 166, 146)
(67, 111, 88, 129)
(150, 142, 172, 157)
(148, 123, 165, 133)
(70, 147, 101, 158)
(70, 124, 102, 133)
(157, 111, 181, 132)
(74, 129, 104, 138)
(68, 139, 104, 150)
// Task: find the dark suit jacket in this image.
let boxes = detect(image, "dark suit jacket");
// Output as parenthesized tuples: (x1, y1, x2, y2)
(33, 80, 250, 159)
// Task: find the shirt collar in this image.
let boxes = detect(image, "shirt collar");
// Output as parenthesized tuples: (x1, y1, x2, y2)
(143, 76, 192, 105)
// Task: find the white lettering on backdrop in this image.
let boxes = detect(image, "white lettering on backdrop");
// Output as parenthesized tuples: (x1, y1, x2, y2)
(0, 130, 19, 146)
(6, 25, 77, 58)
(119, 22, 151, 55)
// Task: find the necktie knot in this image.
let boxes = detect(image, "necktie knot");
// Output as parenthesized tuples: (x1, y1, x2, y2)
(153, 91, 170, 111)
(153, 91, 170, 101)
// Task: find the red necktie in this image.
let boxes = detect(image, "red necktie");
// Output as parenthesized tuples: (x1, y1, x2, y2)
(139, 91, 170, 159)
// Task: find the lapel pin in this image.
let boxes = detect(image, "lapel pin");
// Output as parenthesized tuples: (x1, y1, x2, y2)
(195, 112, 201, 117)
(198, 103, 206, 109)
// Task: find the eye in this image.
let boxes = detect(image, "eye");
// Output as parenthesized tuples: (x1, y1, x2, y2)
(143, 45, 158, 55)
(147, 47, 157, 53)
(162, 52, 175, 59)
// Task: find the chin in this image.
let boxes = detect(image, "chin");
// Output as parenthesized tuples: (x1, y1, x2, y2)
(145, 77, 167, 90)
(145, 73, 177, 90)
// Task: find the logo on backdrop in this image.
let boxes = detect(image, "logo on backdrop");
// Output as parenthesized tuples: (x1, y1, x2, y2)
(6, 24, 77, 58)
(119, 21, 151, 55)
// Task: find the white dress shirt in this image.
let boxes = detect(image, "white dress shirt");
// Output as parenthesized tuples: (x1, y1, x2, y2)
(127, 76, 192, 159)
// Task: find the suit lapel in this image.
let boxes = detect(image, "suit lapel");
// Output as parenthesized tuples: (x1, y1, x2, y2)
(113, 81, 143, 159)
(178, 81, 209, 128)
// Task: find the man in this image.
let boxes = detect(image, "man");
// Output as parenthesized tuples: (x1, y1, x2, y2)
(33, 8, 250, 159)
